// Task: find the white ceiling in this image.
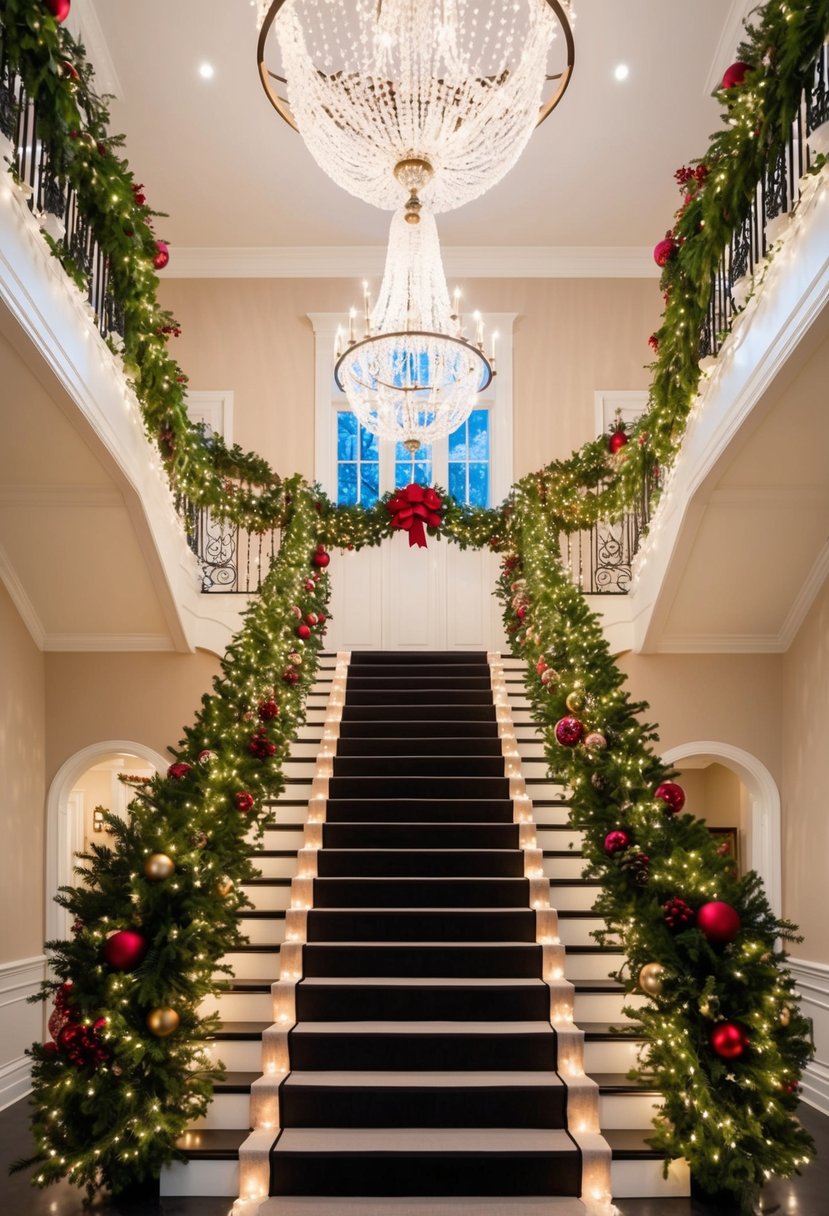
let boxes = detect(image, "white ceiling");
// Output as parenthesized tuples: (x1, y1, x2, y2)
(74, 0, 747, 253)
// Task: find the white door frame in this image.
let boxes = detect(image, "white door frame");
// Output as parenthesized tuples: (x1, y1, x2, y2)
(45, 741, 168, 945)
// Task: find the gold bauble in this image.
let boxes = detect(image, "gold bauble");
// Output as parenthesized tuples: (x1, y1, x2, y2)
(144, 853, 175, 882)
(215, 876, 234, 898)
(638, 962, 665, 996)
(146, 1007, 180, 1037)
(779, 1006, 792, 1027)
(565, 690, 585, 714)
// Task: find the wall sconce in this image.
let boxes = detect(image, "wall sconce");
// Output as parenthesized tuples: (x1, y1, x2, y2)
(92, 805, 108, 833)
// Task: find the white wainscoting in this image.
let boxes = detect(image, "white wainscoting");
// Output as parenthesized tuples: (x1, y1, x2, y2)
(789, 956, 829, 1115)
(0, 956, 46, 1110)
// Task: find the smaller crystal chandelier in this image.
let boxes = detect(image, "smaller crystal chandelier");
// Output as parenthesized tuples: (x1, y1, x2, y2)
(334, 205, 494, 453)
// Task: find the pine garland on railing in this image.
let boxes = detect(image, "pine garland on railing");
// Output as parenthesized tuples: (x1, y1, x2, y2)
(11, 479, 331, 1198)
(499, 487, 815, 1214)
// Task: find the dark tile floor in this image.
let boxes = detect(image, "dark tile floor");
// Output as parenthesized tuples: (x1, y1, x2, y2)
(1, 1098, 826, 1215)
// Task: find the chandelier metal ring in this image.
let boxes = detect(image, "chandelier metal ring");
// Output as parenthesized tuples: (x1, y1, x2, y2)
(334, 329, 494, 396)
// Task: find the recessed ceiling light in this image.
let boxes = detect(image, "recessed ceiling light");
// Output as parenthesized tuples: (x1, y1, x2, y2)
(614, 63, 630, 82)
(199, 62, 215, 80)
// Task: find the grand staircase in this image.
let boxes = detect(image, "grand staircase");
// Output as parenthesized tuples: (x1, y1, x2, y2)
(161, 651, 690, 1211)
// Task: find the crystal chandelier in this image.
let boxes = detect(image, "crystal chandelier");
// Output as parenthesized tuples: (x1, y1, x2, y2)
(257, 0, 575, 215)
(334, 207, 493, 452)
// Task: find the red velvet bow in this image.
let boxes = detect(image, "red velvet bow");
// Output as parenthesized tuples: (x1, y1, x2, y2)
(387, 483, 444, 548)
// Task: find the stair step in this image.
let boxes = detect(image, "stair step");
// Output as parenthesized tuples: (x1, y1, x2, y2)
(294, 977, 551, 1021)
(333, 755, 506, 777)
(279, 1070, 568, 1129)
(324, 799, 515, 824)
(339, 719, 499, 738)
(346, 672, 492, 686)
(321, 822, 521, 849)
(349, 652, 489, 665)
(315, 848, 525, 878)
(311, 877, 531, 909)
(346, 688, 495, 705)
(337, 736, 505, 757)
(300, 942, 545, 978)
(341, 704, 496, 722)
(305, 908, 537, 942)
(327, 776, 510, 799)
(270, 1128, 580, 1197)
(286, 1021, 559, 1071)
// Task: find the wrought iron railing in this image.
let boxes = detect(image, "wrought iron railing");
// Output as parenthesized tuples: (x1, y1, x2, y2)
(0, 46, 125, 342)
(177, 496, 281, 593)
(699, 41, 829, 358)
(559, 471, 658, 595)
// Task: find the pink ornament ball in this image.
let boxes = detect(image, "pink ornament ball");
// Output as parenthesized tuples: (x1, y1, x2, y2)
(653, 235, 677, 268)
(153, 240, 170, 270)
(45, 0, 71, 22)
(167, 761, 192, 781)
(696, 901, 741, 946)
(722, 61, 751, 90)
(555, 716, 584, 748)
(710, 1021, 749, 1060)
(604, 829, 631, 855)
(654, 780, 686, 814)
(103, 929, 148, 972)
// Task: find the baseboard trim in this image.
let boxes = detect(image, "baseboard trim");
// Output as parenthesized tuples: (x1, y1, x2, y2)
(0, 955, 47, 1111)
(789, 956, 829, 1116)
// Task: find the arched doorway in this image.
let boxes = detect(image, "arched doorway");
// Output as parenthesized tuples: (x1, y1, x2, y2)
(45, 741, 168, 945)
(662, 741, 781, 917)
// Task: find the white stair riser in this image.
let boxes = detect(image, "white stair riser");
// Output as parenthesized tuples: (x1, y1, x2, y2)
(192, 1091, 251, 1131)
(241, 885, 291, 912)
(574, 991, 645, 1021)
(257, 830, 307, 850)
(296, 727, 324, 742)
(221, 951, 281, 979)
(542, 857, 587, 880)
(290, 742, 325, 758)
(276, 785, 312, 803)
(537, 829, 583, 851)
(205, 1038, 263, 1072)
(517, 742, 546, 758)
(557, 918, 605, 947)
(238, 918, 287, 946)
(253, 856, 299, 878)
(549, 885, 598, 913)
(584, 1038, 645, 1073)
(611, 1156, 690, 1198)
(564, 953, 625, 982)
(283, 761, 319, 778)
(526, 783, 568, 800)
(506, 695, 533, 709)
(205, 990, 274, 1021)
(599, 1091, 663, 1128)
(533, 807, 573, 827)
(161, 1159, 239, 1197)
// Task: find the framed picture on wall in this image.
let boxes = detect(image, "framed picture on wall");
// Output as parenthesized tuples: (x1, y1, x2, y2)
(708, 827, 740, 874)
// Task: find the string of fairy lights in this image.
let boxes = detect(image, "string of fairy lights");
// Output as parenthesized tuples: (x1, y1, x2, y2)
(3, 0, 828, 1207)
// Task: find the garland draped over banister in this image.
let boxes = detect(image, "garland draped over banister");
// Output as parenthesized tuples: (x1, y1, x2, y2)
(3, 0, 827, 1210)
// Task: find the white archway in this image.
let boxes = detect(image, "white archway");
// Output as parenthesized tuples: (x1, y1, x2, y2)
(45, 741, 168, 946)
(662, 740, 781, 917)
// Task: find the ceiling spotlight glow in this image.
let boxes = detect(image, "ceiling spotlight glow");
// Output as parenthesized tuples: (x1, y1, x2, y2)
(614, 63, 630, 81)
(199, 62, 215, 80)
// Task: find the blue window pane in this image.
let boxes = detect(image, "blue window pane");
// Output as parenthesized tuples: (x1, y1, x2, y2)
(395, 439, 430, 462)
(360, 464, 379, 507)
(468, 462, 489, 507)
(468, 409, 489, 459)
(360, 426, 378, 461)
(448, 421, 467, 460)
(448, 463, 466, 501)
(414, 460, 432, 485)
(337, 462, 358, 505)
(337, 412, 358, 460)
(395, 461, 412, 489)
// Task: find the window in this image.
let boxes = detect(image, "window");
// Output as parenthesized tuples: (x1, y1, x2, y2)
(394, 438, 433, 491)
(448, 408, 489, 507)
(337, 411, 379, 507)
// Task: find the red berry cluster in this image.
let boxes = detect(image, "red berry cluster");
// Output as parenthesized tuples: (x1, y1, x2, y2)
(663, 897, 695, 931)
(248, 728, 277, 760)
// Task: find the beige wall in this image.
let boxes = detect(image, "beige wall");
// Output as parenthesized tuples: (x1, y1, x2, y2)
(782, 575, 829, 962)
(0, 582, 45, 964)
(160, 277, 660, 482)
(44, 650, 221, 789)
(675, 762, 746, 871)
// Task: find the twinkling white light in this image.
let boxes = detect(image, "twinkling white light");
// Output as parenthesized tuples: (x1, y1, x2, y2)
(262, 0, 572, 213)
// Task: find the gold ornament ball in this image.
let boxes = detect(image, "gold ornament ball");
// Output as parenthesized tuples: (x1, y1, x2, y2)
(146, 1007, 180, 1038)
(638, 962, 665, 996)
(780, 1006, 792, 1027)
(565, 690, 585, 714)
(215, 876, 234, 898)
(144, 853, 175, 882)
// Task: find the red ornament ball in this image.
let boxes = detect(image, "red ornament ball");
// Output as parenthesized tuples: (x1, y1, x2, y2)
(305, 613, 319, 626)
(297, 624, 312, 640)
(197, 749, 217, 765)
(103, 929, 148, 972)
(258, 699, 279, 721)
(304, 578, 316, 592)
(45, 0, 71, 22)
(313, 548, 330, 569)
(604, 829, 631, 855)
(283, 667, 300, 686)
(235, 790, 255, 814)
(42, 1040, 59, 1055)
(653, 234, 677, 268)
(555, 716, 584, 748)
(722, 61, 751, 90)
(60, 60, 80, 84)
(48, 1007, 69, 1041)
(608, 430, 628, 455)
(248, 729, 276, 760)
(167, 761, 192, 781)
(153, 240, 170, 270)
(317, 611, 327, 625)
(710, 1021, 749, 1060)
(535, 657, 548, 676)
(654, 781, 686, 814)
(696, 901, 741, 946)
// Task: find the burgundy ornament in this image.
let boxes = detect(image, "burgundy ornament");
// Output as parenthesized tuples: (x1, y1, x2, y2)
(662, 897, 695, 932)
(653, 233, 677, 268)
(258, 699, 279, 721)
(721, 61, 751, 90)
(282, 668, 300, 686)
(248, 729, 277, 760)
(313, 546, 330, 568)
(317, 611, 327, 625)
(555, 716, 584, 748)
(132, 183, 146, 206)
(48, 1007, 69, 1041)
(654, 781, 686, 814)
(103, 929, 148, 972)
(710, 1021, 749, 1060)
(153, 240, 170, 270)
(235, 790, 255, 813)
(696, 901, 741, 946)
(197, 749, 217, 765)
(167, 761, 192, 781)
(42, 1040, 59, 1055)
(604, 829, 631, 856)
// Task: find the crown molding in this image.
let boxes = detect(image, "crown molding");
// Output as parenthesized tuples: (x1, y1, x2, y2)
(0, 540, 46, 650)
(163, 245, 659, 280)
(41, 633, 176, 653)
(0, 484, 124, 509)
(67, 0, 124, 99)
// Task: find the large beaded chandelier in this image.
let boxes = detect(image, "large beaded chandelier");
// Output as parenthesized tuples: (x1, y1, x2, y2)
(257, 0, 575, 449)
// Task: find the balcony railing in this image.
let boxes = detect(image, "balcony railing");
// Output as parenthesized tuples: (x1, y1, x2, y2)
(177, 497, 281, 594)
